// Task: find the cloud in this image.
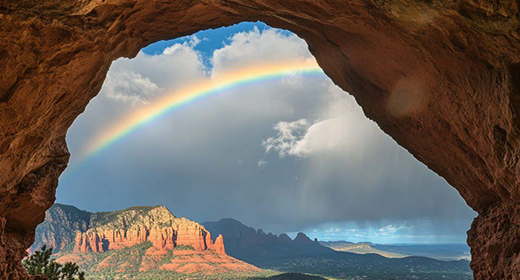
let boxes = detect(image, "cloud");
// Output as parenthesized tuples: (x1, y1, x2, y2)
(212, 27, 312, 75)
(262, 119, 310, 157)
(257, 159, 268, 167)
(103, 71, 161, 105)
(163, 35, 201, 55)
(261, 83, 391, 161)
(301, 219, 472, 244)
(262, 115, 375, 159)
(59, 24, 475, 240)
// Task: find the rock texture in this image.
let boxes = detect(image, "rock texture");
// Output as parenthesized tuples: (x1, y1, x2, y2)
(1, 0, 520, 279)
(31, 203, 90, 254)
(214, 234, 226, 256)
(32, 204, 258, 276)
(33, 205, 222, 254)
(467, 201, 520, 279)
(72, 206, 215, 253)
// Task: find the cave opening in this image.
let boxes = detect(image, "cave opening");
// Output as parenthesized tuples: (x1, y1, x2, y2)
(30, 21, 477, 279)
(5, 1, 519, 278)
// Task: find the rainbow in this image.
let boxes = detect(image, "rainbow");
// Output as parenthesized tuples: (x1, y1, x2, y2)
(81, 59, 324, 160)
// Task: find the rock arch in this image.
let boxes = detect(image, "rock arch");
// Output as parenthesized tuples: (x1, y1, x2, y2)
(1, 0, 519, 279)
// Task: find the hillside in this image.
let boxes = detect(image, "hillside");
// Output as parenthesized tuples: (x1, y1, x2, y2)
(250, 273, 328, 280)
(320, 241, 471, 261)
(372, 243, 471, 261)
(32, 204, 261, 278)
(33, 206, 473, 280)
(32, 203, 91, 253)
(320, 241, 407, 258)
(203, 219, 473, 280)
(203, 218, 333, 265)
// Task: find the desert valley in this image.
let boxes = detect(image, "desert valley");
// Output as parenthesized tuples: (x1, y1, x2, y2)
(30, 204, 472, 280)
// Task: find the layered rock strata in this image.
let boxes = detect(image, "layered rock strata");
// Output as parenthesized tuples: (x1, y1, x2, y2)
(72, 206, 218, 254)
(32, 204, 256, 275)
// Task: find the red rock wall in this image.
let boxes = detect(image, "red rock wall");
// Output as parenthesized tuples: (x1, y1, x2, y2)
(73, 226, 217, 253)
(468, 202, 520, 279)
(75, 232, 105, 253)
(175, 225, 209, 251)
(214, 235, 226, 256)
(1, 0, 520, 279)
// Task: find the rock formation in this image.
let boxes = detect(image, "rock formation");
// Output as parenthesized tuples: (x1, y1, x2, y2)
(31, 203, 90, 254)
(33, 205, 221, 254)
(71, 206, 216, 253)
(203, 218, 334, 265)
(32, 204, 258, 276)
(214, 234, 226, 256)
(205, 219, 472, 278)
(1, 0, 520, 279)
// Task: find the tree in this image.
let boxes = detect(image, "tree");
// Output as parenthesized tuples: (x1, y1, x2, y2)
(23, 245, 85, 280)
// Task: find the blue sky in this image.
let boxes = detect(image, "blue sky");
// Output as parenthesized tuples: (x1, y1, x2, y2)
(142, 22, 273, 66)
(58, 22, 475, 244)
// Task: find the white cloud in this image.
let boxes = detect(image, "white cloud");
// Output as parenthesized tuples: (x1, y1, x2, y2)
(211, 27, 314, 79)
(163, 35, 201, 55)
(257, 159, 268, 167)
(272, 117, 354, 158)
(101, 38, 206, 102)
(103, 71, 161, 105)
(303, 221, 469, 244)
(262, 85, 383, 159)
(262, 119, 310, 158)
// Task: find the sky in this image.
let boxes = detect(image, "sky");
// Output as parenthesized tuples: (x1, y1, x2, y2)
(57, 22, 476, 244)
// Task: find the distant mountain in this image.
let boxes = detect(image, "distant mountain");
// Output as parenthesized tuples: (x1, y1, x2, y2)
(32, 203, 91, 253)
(203, 218, 333, 264)
(34, 206, 473, 280)
(263, 253, 472, 280)
(204, 219, 473, 280)
(32, 204, 261, 279)
(372, 243, 472, 261)
(320, 241, 407, 258)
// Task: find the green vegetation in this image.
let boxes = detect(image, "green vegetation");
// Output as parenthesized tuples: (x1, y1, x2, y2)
(86, 270, 278, 280)
(24, 245, 85, 280)
(85, 271, 334, 280)
(88, 206, 177, 229)
(260, 254, 473, 280)
(67, 242, 273, 280)
(173, 245, 194, 251)
(34, 205, 472, 280)
(90, 207, 154, 228)
(81, 242, 153, 273)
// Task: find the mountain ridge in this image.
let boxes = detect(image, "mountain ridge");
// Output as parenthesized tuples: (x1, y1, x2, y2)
(203, 218, 472, 279)
(32, 204, 260, 278)
(319, 240, 408, 258)
(203, 218, 333, 265)
(33, 205, 473, 279)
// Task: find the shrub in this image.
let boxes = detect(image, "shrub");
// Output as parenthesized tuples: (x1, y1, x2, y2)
(24, 245, 85, 280)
